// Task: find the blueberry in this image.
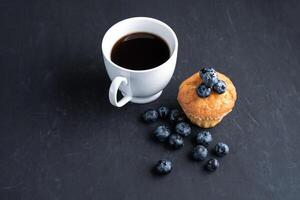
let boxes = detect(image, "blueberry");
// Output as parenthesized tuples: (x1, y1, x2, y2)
(157, 106, 170, 119)
(192, 145, 208, 161)
(175, 122, 191, 137)
(195, 131, 212, 147)
(213, 80, 226, 94)
(168, 134, 184, 149)
(197, 83, 212, 98)
(205, 158, 219, 172)
(200, 67, 216, 75)
(154, 125, 171, 142)
(142, 109, 158, 123)
(168, 109, 180, 123)
(215, 142, 229, 157)
(200, 67, 218, 88)
(155, 160, 172, 175)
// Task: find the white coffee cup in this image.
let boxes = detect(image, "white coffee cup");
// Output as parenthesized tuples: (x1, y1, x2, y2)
(102, 17, 178, 107)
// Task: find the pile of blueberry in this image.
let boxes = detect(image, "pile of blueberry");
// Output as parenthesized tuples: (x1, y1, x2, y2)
(197, 67, 227, 98)
(142, 106, 230, 175)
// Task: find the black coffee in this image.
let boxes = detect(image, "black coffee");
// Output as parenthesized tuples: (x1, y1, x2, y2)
(111, 32, 170, 70)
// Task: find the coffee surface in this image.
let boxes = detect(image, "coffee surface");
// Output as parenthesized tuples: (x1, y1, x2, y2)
(111, 32, 170, 70)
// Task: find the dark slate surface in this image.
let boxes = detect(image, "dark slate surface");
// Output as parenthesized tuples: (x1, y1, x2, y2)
(1, 0, 300, 199)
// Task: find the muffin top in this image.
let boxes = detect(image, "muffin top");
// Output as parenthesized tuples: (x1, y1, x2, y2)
(177, 72, 237, 119)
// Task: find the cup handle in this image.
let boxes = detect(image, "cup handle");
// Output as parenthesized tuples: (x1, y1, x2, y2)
(109, 76, 132, 107)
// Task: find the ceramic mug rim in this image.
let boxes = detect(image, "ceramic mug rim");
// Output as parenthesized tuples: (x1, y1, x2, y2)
(101, 17, 178, 74)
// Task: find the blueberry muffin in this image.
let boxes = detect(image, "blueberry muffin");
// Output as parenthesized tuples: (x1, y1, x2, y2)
(177, 68, 237, 128)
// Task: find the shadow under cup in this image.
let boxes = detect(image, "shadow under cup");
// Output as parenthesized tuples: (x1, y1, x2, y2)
(102, 17, 178, 107)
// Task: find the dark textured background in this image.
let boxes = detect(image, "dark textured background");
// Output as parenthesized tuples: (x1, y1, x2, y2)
(1, 0, 300, 199)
